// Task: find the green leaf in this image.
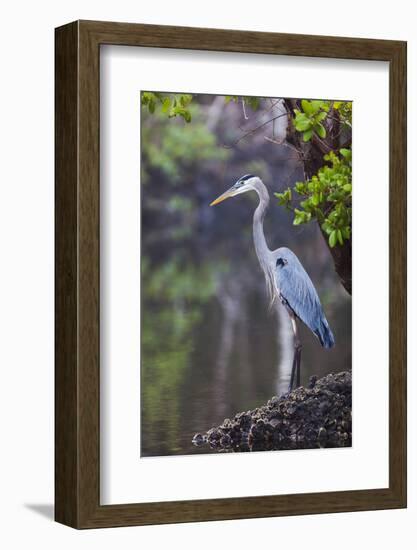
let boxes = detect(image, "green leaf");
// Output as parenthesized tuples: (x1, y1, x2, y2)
(294, 113, 312, 131)
(322, 222, 332, 235)
(275, 188, 292, 207)
(303, 129, 313, 142)
(342, 227, 351, 239)
(316, 123, 326, 138)
(329, 230, 337, 248)
(311, 100, 324, 112)
(162, 97, 171, 113)
(340, 148, 352, 161)
(301, 99, 314, 115)
(293, 208, 303, 225)
(337, 229, 344, 245)
(312, 193, 321, 206)
(180, 94, 192, 106)
(294, 182, 307, 194)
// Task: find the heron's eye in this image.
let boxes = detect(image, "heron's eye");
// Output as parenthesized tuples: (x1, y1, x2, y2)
(276, 258, 287, 267)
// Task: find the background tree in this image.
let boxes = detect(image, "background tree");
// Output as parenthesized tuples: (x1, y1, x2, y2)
(223, 96, 352, 295)
(141, 92, 352, 294)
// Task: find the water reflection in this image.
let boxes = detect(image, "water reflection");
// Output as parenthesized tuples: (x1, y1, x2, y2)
(140, 94, 351, 457)
(141, 209, 351, 457)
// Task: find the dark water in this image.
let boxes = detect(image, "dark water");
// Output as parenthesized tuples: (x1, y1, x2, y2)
(140, 193, 352, 457)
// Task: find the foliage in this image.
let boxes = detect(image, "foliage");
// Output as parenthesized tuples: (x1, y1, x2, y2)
(224, 95, 261, 112)
(141, 91, 193, 122)
(143, 256, 216, 302)
(293, 99, 352, 143)
(275, 149, 352, 247)
(272, 99, 352, 249)
(142, 90, 352, 253)
(293, 100, 329, 142)
(141, 103, 229, 183)
(332, 100, 352, 127)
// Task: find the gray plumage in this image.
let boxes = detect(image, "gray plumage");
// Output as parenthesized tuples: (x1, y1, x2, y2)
(210, 175, 335, 390)
(274, 247, 335, 348)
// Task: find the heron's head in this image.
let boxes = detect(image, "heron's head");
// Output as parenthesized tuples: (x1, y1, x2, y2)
(210, 174, 260, 206)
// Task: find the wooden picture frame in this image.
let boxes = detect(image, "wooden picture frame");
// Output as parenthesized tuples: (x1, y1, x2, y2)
(55, 20, 407, 528)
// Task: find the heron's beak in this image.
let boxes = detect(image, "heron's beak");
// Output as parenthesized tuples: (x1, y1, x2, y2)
(210, 187, 236, 206)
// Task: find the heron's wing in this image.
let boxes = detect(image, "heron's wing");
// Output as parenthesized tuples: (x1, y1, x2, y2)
(275, 254, 335, 348)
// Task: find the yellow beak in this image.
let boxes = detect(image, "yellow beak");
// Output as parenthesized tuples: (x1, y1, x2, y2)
(210, 188, 235, 206)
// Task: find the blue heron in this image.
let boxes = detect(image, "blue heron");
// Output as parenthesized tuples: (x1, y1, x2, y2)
(210, 174, 335, 391)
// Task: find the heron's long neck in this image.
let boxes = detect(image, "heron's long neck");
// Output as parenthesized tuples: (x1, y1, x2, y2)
(253, 181, 271, 267)
(252, 180, 275, 302)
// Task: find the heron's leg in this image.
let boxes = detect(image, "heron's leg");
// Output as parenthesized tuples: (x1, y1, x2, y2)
(296, 345, 302, 387)
(289, 317, 302, 391)
(289, 347, 298, 392)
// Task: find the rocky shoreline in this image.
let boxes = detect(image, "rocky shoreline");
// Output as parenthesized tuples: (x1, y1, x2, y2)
(193, 371, 352, 452)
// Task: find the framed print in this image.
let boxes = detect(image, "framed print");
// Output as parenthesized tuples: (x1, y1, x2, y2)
(55, 20, 406, 528)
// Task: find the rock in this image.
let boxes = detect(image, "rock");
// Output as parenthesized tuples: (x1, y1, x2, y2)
(192, 433, 206, 446)
(192, 371, 352, 452)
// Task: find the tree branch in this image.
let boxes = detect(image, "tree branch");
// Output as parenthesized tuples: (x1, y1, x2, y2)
(223, 112, 289, 149)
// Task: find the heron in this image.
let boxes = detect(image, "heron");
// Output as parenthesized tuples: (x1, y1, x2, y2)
(210, 174, 335, 392)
